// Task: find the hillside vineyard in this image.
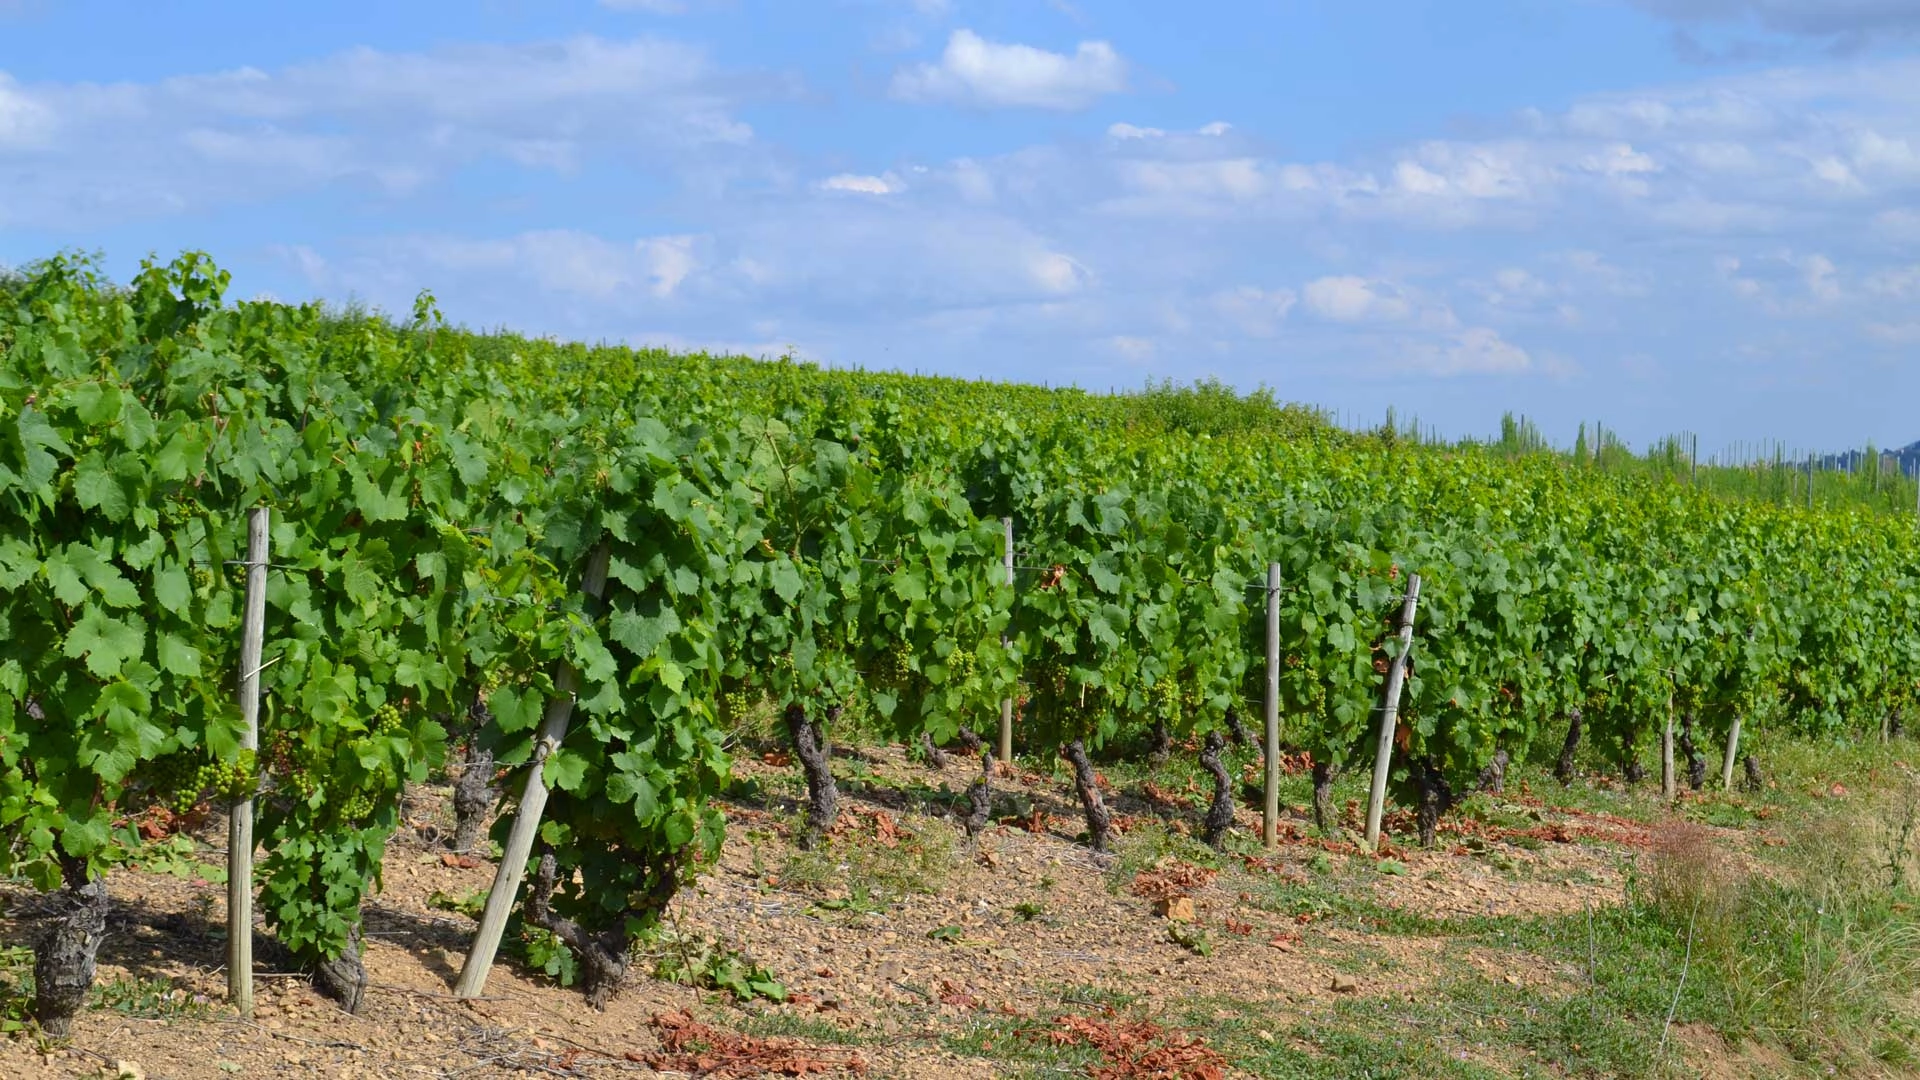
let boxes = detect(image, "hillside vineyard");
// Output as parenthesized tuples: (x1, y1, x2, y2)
(4, 254, 1918, 1019)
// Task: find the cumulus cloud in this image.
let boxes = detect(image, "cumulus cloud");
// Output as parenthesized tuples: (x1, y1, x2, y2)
(890, 29, 1126, 109)
(18, 18, 1920, 432)
(1028, 251, 1092, 294)
(1301, 276, 1417, 323)
(358, 230, 704, 300)
(1714, 249, 1849, 313)
(0, 35, 755, 228)
(820, 172, 904, 194)
(1405, 328, 1535, 375)
(1865, 263, 1920, 298)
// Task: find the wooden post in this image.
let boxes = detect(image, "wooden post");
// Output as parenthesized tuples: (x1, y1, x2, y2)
(998, 516, 1014, 764)
(455, 544, 610, 999)
(1364, 574, 1422, 851)
(1720, 714, 1743, 789)
(1661, 690, 1677, 802)
(1263, 563, 1281, 849)
(229, 506, 269, 1017)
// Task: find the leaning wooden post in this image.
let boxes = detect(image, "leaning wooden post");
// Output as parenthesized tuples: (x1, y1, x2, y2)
(1364, 573, 1422, 851)
(998, 516, 1015, 764)
(1263, 563, 1282, 849)
(455, 544, 610, 999)
(1720, 714, 1743, 789)
(229, 506, 270, 1017)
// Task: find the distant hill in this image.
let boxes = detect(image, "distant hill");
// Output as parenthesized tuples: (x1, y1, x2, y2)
(1814, 441, 1920, 476)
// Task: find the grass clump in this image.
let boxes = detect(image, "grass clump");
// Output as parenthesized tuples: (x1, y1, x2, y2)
(776, 805, 957, 907)
(1493, 775, 1920, 1076)
(1650, 775, 1920, 1070)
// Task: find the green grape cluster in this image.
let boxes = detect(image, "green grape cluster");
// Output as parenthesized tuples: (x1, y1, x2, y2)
(722, 688, 755, 721)
(477, 668, 508, 701)
(1148, 675, 1182, 719)
(265, 731, 320, 801)
(173, 749, 258, 809)
(946, 646, 977, 685)
(372, 701, 407, 734)
(870, 643, 914, 689)
(145, 752, 205, 815)
(190, 566, 213, 591)
(336, 792, 376, 822)
(1031, 659, 1070, 697)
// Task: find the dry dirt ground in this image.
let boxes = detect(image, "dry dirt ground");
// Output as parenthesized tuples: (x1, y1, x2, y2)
(0, 742, 1752, 1080)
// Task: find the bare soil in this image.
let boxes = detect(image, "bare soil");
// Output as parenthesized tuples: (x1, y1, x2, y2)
(0, 744, 1715, 1079)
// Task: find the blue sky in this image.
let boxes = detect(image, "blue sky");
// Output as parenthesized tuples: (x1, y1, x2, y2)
(5, 0, 1920, 454)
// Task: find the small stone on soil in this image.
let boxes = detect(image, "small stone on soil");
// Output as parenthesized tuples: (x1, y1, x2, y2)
(1154, 896, 1196, 921)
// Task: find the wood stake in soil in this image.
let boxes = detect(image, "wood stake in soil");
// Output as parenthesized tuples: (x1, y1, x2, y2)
(1365, 573, 1422, 851)
(1263, 563, 1281, 849)
(1721, 713, 1743, 790)
(230, 505, 269, 1017)
(998, 515, 1014, 765)
(456, 543, 609, 1000)
(1661, 691, 1677, 802)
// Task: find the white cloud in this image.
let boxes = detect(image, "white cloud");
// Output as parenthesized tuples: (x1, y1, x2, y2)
(1407, 327, 1534, 375)
(1865, 264, 1920, 298)
(1553, 251, 1650, 297)
(948, 157, 996, 202)
(0, 72, 55, 147)
(1029, 251, 1091, 294)
(294, 229, 706, 303)
(1584, 143, 1659, 176)
(1120, 158, 1271, 201)
(0, 35, 755, 228)
(1301, 276, 1416, 323)
(820, 172, 904, 194)
(890, 29, 1126, 109)
(1802, 253, 1840, 301)
(1209, 286, 1297, 337)
(1392, 142, 1537, 200)
(1715, 249, 1847, 312)
(639, 235, 700, 297)
(21, 18, 1920, 431)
